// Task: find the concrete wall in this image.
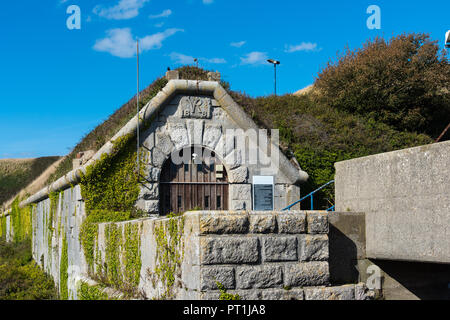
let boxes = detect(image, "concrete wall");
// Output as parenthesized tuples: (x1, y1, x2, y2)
(31, 185, 88, 299)
(335, 141, 450, 263)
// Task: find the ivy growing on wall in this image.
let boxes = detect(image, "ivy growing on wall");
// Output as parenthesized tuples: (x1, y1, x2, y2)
(77, 281, 110, 300)
(60, 233, 68, 300)
(9, 197, 33, 243)
(151, 214, 185, 299)
(0, 215, 6, 240)
(78, 134, 146, 297)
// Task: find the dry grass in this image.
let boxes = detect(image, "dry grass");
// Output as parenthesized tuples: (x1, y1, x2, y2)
(0, 157, 61, 209)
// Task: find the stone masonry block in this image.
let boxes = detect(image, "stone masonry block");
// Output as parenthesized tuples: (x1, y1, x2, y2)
(155, 132, 174, 155)
(200, 237, 259, 265)
(262, 236, 297, 262)
(304, 284, 355, 300)
(231, 200, 252, 211)
(236, 265, 283, 289)
(144, 200, 159, 214)
(231, 184, 251, 200)
(151, 147, 166, 168)
(299, 234, 329, 261)
(249, 214, 277, 234)
(229, 167, 248, 183)
(307, 212, 329, 234)
(139, 183, 159, 200)
(203, 124, 222, 150)
(201, 266, 235, 290)
(200, 214, 249, 234)
(261, 288, 304, 300)
(277, 212, 306, 234)
(284, 262, 330, 287)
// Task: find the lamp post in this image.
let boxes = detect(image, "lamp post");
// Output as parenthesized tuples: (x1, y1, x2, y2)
(267, 59, 280, 96)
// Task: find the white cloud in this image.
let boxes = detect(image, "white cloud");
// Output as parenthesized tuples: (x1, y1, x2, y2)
(169, 52, 226, 65)
(154, 22, 165, 28)
(285, 42, 319, 53)
(203, 0, 214, 4)
(149, 9, 172, 19)
(230, 41, 246, 48)
(93, 0, 149, 20)
(240, 51, 268, 65)
(94, 28, 183, 58)
(170, 52, 195, 64)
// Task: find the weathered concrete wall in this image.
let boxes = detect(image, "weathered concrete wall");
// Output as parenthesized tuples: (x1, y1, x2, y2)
(31, 185, 88, 300)
(335, 141, 450, 263)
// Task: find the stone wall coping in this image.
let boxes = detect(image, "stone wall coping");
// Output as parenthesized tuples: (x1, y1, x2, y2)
(335, 140, 449, 169)
(19, 80, 308, 208)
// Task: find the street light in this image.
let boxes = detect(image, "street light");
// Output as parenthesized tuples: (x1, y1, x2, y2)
(267, 59, 280, 96)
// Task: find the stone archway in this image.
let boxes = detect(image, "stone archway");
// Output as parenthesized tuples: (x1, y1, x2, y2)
(159, 146, 229, 215)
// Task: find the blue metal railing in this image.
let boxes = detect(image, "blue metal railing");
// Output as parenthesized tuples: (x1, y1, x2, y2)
(282, 180, 335, 211)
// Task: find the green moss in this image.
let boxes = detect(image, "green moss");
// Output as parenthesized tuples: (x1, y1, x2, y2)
(0, 215, 6, 240)
(153, 215, 185, 299)
(77, 281, 109, 300)
(104, 224, 122, 286)
(60, 234, 68, 300)
(79, 210, 131, 273)
(123, 223, 142, 290)
(80, 134, 145, 213)
(216, 282, 240, 300)
(9, 197, 33, 243)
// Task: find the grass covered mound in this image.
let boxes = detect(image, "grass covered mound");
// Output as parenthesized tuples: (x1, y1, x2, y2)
(0, 239, 57, 300)
(0, 157, 60, 207)
(46, 37, 443, 209)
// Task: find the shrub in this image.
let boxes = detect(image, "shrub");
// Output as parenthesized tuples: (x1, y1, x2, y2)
(315, 33, 450, 137)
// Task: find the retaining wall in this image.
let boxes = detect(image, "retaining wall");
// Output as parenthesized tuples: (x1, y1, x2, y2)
(335, 140, 450, 263)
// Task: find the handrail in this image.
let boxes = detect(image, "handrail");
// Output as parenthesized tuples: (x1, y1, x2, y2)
(282, 180, 335, 211)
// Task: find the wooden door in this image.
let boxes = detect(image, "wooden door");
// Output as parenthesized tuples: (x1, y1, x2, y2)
(160, 147, 229, 215)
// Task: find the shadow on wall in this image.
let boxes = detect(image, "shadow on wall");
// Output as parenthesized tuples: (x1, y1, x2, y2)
(372, 259, 450, 300)
(328, 225, 359, 284)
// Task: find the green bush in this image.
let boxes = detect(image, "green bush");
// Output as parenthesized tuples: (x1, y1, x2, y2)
(315, 33, 450, 137)
(0, 239, 57, 300)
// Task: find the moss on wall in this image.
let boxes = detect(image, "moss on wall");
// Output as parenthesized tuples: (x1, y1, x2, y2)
(9, 197, 33, 243)
(0, 215, 6, 239)
(59, 234, 68, 300)
(153, 214, 185, 299)
(77, 281, 109, 300)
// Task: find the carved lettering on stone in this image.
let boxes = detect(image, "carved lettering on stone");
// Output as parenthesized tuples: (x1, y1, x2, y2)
(180, 96, 212, 119)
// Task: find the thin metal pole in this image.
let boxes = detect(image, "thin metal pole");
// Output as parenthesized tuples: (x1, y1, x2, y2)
(136, 40, 140, 178)
(274, 64, 277, 96)
(436, 122, 450, 143)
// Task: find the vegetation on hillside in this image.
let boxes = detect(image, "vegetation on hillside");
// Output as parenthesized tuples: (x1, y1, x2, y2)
(315, 33, 450, 137)
(0, 239, 57, 300)
(0, 157, 60, 208)
(45, 33, 447, 209)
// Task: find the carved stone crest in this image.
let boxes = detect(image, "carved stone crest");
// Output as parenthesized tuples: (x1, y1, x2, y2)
(180, 96, 212, 119)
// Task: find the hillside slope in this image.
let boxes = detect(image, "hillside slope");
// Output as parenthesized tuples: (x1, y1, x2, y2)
(41, 66, 433, 210)
(0, 157, 61, 209)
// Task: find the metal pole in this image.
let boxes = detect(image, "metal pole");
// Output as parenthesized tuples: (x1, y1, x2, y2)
(136, 40, 140, 178)
(274, 64, 277, 96)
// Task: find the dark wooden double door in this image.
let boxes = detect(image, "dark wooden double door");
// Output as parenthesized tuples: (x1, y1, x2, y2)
(160, 148, 229, 215)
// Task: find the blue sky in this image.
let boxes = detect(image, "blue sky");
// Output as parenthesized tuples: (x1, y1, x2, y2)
(0, 0, 449, 159)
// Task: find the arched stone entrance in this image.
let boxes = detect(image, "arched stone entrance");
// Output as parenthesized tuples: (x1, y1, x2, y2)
(160, 146, 229, 215)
